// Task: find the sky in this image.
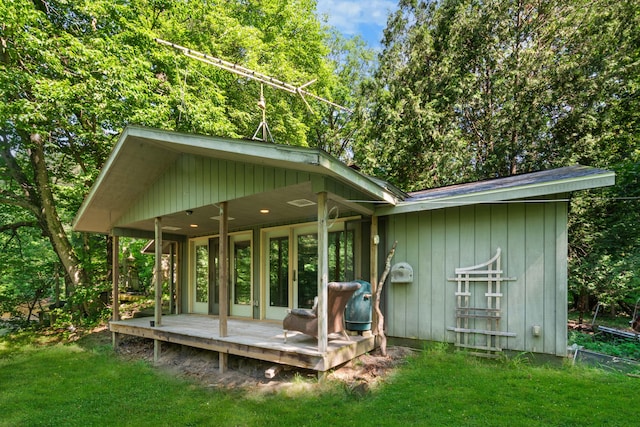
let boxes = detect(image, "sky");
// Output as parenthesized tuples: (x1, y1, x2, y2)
(315, 0, 397, 49)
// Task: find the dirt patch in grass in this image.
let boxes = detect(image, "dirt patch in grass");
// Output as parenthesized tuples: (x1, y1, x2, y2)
(110, 332, 414, 394)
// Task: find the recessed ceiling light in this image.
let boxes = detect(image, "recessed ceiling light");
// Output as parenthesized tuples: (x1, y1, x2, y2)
(189, 224, 198, 228)
(260, 209, 270, 214)
(287, 198, 316, 207)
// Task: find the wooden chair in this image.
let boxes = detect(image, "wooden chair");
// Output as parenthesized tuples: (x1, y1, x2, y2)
(283, 281, 361, 343)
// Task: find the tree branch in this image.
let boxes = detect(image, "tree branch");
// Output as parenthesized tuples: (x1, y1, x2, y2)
(0, 221, 39, 233)
(0, 191, 40, 213)
(0, 134, 42, 211)
(31, 0, 50, 14)
(374, 240, 397, 357)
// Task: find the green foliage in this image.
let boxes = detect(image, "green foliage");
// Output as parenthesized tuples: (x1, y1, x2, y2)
(312, 30, 375, 159)
(357, 0, 640, 309)
(569, 158, 640, 313)
(0, 222, 58, 322)
(569, 330, 640, 360)
(356, 0, 639, 190)
(423, 341, 449, 354)
(0, 0, 366, 321)
(120, 238, 157, 292)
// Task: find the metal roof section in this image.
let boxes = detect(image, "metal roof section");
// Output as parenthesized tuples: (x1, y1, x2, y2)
(375, 165, 615, 216)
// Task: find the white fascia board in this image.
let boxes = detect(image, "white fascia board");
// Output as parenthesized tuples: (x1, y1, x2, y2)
(316, 152, 399, 205)
(375, 170, 615, 216)
(129, 126, 321, 167)
(72, 127, 135, 231)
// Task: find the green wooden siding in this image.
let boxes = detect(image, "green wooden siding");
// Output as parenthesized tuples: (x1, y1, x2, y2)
(115, 154, 372, 228)
(384, 199, 568, 356)
(116, 154, 313, 226)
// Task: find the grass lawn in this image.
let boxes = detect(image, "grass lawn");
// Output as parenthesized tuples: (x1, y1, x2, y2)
(0, 333, 637, 427)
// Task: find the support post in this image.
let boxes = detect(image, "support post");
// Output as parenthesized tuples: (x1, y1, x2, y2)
(370, 216, 379, 335)
(154, 217, 162, 364)
(154, 340, 161, 364)
(112, 234, 120, 349)
(219, 202, 229, 373)
(154, 217, 163, 327)
(219, 202, 228, 337)
(317, 192, 328, 354)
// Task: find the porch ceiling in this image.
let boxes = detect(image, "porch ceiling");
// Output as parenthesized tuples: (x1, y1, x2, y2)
(120, 182, 363, 237)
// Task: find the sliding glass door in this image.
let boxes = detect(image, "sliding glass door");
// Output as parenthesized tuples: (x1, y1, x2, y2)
(264, 223, 356, 319)
(294, 225, 355, 309)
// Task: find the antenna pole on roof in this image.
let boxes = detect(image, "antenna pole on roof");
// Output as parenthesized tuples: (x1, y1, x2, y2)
(252, 85, 274, 143)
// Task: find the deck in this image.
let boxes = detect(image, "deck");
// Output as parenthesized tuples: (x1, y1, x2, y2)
(110, 314, 376, 372)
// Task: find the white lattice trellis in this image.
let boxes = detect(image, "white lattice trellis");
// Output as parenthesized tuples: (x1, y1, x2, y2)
(447, 248, 517, 357)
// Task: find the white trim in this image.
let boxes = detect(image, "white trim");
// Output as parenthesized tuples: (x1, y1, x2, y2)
(376, 170, 615, 216)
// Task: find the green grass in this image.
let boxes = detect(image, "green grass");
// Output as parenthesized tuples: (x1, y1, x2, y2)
(0, 336, 637, 427)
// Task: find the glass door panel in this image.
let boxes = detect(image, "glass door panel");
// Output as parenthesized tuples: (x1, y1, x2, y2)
(293, 225, 356, 310)
(209, 237, 219, 315)
(328, 229, 355, 282)
(265, 233, 289, 320)
(192, 239, 209, 314)
(296, 232, 318, 309)
(230, 234, 252, 317)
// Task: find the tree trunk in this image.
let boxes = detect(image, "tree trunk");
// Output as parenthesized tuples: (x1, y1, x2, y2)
(29, 133, 88, 292)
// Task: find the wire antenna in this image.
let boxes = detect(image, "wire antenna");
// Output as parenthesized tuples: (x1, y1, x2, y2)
(155, 38, 352, 114)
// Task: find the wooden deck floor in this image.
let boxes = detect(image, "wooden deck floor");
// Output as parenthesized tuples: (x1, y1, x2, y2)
(110, 314, 376, 372)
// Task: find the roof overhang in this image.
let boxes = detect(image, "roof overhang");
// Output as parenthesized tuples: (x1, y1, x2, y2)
(73, 126, 401, 235)
(375, 165, 615, 216)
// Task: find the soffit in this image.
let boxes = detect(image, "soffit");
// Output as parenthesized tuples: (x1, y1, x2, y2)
(118, 182, 366, 238)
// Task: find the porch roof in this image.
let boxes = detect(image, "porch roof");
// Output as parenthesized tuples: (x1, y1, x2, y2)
(73, 126, 403, 235)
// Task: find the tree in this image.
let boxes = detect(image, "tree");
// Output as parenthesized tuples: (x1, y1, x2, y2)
(0, 203, 59, 322)
(569, 160, 640, 317)
(566, 0, 640, 316)
(0, 0, 359, 321)
(356, 0, 640, 312)
(311, 30, 375, 161)
(355, 0, 635, 189)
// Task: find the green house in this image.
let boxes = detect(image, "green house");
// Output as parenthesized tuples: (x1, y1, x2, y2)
(74, 126, 614, 369)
